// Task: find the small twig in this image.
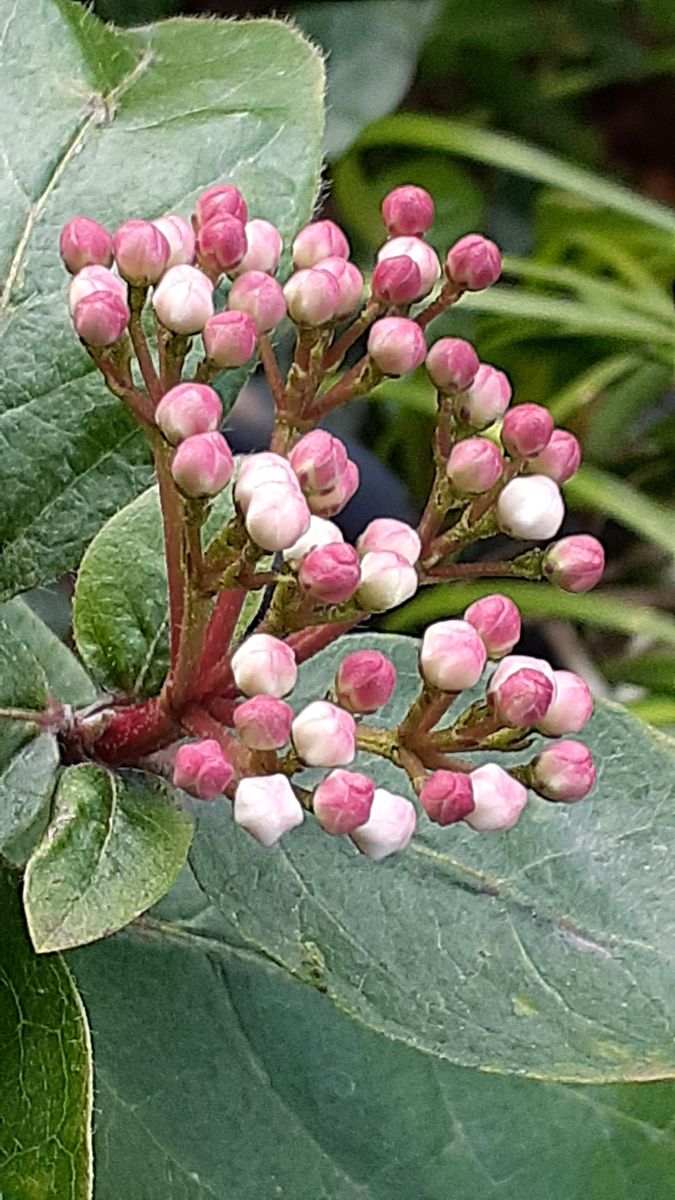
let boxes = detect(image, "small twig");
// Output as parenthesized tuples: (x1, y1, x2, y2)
(259, 334, 287, 411)
(321, 300, 382, 372)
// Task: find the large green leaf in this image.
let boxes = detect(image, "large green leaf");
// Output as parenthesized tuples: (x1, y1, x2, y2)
(0, 0, 324, 600)
(190, 632, 675, 1082)
(23, 763, 194, 952)
(0, 867, 92, 1200)
(0, 597, 96, 706)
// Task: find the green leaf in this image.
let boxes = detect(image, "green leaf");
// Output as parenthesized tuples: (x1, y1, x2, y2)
(0, 866, 92, 1200)
(0, 597, 96, 706)
(71, 902, 675, 1199)
(24, 764, 194, 952)
(0, 0, 324, 600)
(191, 632, 675, 1082)
(565, 465, 675, 558)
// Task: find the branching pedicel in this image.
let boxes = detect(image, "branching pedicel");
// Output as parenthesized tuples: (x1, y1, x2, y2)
(47, 183, 605, 857)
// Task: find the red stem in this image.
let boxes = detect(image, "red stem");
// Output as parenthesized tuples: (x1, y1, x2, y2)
(285, 618, 363, 664)
(259, 334, 287, 410)
(90, 697, 179, 765)
(152, 437, 185, 663)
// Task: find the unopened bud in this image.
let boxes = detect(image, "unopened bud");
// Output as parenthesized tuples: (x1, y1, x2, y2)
(173, 739, 233, 800)
(234, 452, 298, 512)
(371, 255, 423, 305)
(382, 185, 434, 237)
(289, 430, 348, 495)
(351, 787, 416, 859)
(68, 265, 126, 315)
(501, 403, 554, 460)
(284, 268, 341, 326)
(367, 317, 427, 376)
(113, 219, 170, 285)
(420, 619, 487, 692)
(537, 670, 593, 736)
(357, 550, 418, 612)
(283, 515, 344, 567)
(292, 219, 349, 268)
(497, 475, 565, 540)
(356, 517, 421, 565)
(195, 184, 247, 228)
(155, 382, 222, 444)
(298, 542, 361, 604)
(308, 460, 360, 518)
(446, 234, 502, 291)
(234, 774, 304, 846)
(171, 431, 234, 497)
(466, 763, 527, 831)
(458, 363, 512, 429)
(313, 769, 375, 836)
(426, 337, 479, 392)
(532, 741, 596, 802)
(447, 437, 504, 495)
(228, 270, 286, 332)
(231, 633, 297, 698)
(377, 236, 440, 299)
(526, 429, 581, 484)
(488, 653, 556, 697)
(151, 215, 196, 267)
(292, 701, 356, 767)
(152, 265, 214, 334)
(60, 216, 113, 274)
(245, 483, 311, 552)
(489, 667, 554, 727)
(314, 257, 364, 316)
(231, 218, 283, 276)
(73, 291, 130, 346)
(233, 696, 294, 750)
(335, 650, 397, 714)
(543, 535, 605, 593)
(420, 771, 475, 826)
(463, 594, 521, 659)
(196, 214, 247, 276)
(203, 311, 258, 368)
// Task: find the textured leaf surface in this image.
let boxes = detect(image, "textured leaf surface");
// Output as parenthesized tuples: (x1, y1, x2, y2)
(0, 597, 96, 706)
(0, 0, 324, 599)
(0, 867, 92, 1200)
(191, 633, 675, 1082)
(24, 764, 193, 952)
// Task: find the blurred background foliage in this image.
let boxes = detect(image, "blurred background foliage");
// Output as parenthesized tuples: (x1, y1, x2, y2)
(82, 0, 675, 725)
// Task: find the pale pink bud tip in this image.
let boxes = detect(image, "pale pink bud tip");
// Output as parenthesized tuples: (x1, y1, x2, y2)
(497, 475, 565, 541)
(245, 484, 311, 552)
(501, 403, 554, 460)
(537, 670, 593, 736)
(152, 265, 214, 334)
(68, 265, 126, 315)
(426, 337, 479, 392)
(459, 363, 512, 430)
(420, 771, 475, 826)
(283, 516, 344, 567)
(357, 551, 418, 612)
(335, 651, 397, 714)
(173, 739, 233, 801)
(368, 317, 427, 377)
(533, 741, 597, 802)
(284, 268, 341, 326)
(234, 452, 299, 512)
(527, 428, 581, 484)
(308, 460, 360, 519)
(447, 437, 504, 495)
(292, 701, 356, 767)
(73, 292, 129, 346)
(420, 620, 487, 692)
(466, 763, 527, 832)
(203, 311, 258, 368)
(289, 430, 349, 496)
(60, 217, 113, 274)
(152, 215, 196, 268)
(171, 431, 234, 498)
(299, 543, 361, 605)
(234, 774, 304, 846)
(231, 219, 283, 276)
(195, 184, 247, 229)
(233, 696, 294, 751)
(377, 236, 440, 299)
(351, 788, 416, 860)
(197, 214, 247, 275)
(227, 270, 286, 333)
(382, 185, 435, 237)
(155, 383, 222, 444)
(371, 256, 422, 305)
(231, 634, 297, 699)
(315, 258, 364, 316)
(464, 594, 521, 659)
(489, 667, 554, 727)
(544, 535, 605, 593)
(113, 219, 170, 285)
(356, 518, 421, 566)
(446, 234, 502, 291)
(488, 653, 556, 700)
(292, 220, 349, 268)
(313, 770, 375, 836)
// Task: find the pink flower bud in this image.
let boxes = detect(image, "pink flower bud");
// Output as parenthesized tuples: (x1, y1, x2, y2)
(377, 236, 440, 298)
(283, 515, 344, 566)
(526, 429, 581, 484)
(371, 255, 423, 305)
(284, 268, 341, 326)
(288, 430, 348, 495)
(68, 265, 126, 315)
(227, 270, 286, 332)
(195, 184, 247, 229)
(463, 594, 521, 659)
(292, 219, 349, 268)
(537, 670, 593, 736)
(308, 460, 360, 518)
(382, 185, 435, 237)
(171, 431, 234, 497)
(465, 763, 527, 831)
(351, 787, 416, 859)
(446, 234, 502, 291)
(173, 739, 233, 801)
(543, 535, 605, 593)
(152, 265, 214, 334)
(234, 452, 299, 512)
(113, 219, 170, 285)
(420, 771, 475, 826)
(73, 291, 130, 346)
(357, 551, 418, 612)
(202, 311, 258, 368)
(458, 363, 512, 429)
(367, 317, 427, 376)
(151, 215, 196, 267)
(446, 437, 504, 495)
(231, 633, 297, 698)
(532, 741, 597, 802)
(234, 774, 304, 846)
(196, 214, 247, 275)
(489, 667, 554, 727)
(60, 217, 113, 274)
(292, 701, 356, 767)
(420, 619, 487, 692)
(314, 257, 364, 316)
(245, 483, 311, 552)
(155, 382, 222, 444)
(497, 475, 565, 540)
(298, 543, 361, 604)
(426, 337, 479, 392)
(233, 696, 294, 750)
(335, 651, 397, 714)
(356, 518, 421, 565)
(501, 403, 554, 460)
(230, 218, 283, 276)
(488, 653, 556, 697)
(313, 769, 375, 836)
